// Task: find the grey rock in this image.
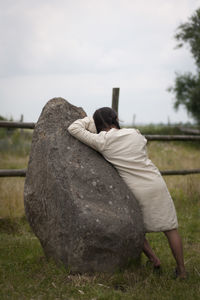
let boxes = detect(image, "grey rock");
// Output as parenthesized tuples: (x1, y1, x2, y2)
(24, 98, 145, 273)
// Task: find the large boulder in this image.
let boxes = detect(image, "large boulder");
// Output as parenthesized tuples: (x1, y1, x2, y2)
(24, 98, 144, 273)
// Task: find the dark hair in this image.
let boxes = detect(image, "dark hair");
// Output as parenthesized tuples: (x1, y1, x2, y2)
(93, 107, 120, 133)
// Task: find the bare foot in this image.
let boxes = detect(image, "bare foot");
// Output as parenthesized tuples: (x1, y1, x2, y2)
(153, 258, 161, 268)
(175, 267, 187, 279)
(146, 258, 161, 268)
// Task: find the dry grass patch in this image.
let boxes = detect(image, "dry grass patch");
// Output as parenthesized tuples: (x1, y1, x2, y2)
(0, 178, 25, 218)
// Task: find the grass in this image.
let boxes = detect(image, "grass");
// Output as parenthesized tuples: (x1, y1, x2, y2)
(0, 128, 30, 218)
(0, 128, 32, 156)
(0, 214, 200, 300)
(0, 127, 200, 299)
(0, 153, 29, 218)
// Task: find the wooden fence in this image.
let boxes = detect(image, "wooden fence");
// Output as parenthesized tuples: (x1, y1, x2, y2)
(0, 121, 200, 177)
(1, 89, 200, 177)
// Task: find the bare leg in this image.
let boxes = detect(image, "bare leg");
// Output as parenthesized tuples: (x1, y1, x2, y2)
(143, 236, 161, 267)
(164, 229, 186, 278)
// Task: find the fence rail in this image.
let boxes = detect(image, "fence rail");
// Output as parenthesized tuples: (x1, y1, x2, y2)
(145, 134, 200, 141)
(1, 121, 200, 141)
(0, 169, 26, 177)
(1, 168, 200, 177)
(161, 169, 200, 176)
(0, 121, 35, 129)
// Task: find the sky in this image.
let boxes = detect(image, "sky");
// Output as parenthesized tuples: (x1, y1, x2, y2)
(0, 0, 199, 125)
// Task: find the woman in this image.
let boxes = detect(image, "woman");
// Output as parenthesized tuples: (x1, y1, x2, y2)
(68, 107, 186, 279)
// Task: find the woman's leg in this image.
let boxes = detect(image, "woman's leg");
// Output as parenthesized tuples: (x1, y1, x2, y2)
(164, 229, 186, 278)
(143, 236, 161, 267)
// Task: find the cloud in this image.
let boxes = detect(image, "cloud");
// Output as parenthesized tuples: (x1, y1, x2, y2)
(1, 0, 197, 76)
(0, 0, 199, 123)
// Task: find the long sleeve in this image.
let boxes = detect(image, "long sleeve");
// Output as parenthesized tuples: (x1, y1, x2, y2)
(68, 117, 106, 152)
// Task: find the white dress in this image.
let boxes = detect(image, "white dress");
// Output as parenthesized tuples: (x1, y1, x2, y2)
(68, 117, 178, 233)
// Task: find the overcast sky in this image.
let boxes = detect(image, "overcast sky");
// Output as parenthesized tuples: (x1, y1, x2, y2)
(0, 0, 199, 125)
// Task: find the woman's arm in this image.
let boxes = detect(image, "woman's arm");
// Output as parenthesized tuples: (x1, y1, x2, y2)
(68, 117, 105, 152)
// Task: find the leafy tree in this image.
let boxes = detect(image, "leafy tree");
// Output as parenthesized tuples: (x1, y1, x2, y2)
(169, 8, 200, 124)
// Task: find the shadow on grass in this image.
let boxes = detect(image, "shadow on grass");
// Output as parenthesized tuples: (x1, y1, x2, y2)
(0, 215, 31, 235)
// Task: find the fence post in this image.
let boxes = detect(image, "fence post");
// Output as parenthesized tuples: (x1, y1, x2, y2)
(112, 88, 120, 114)
(20, 114, 24, 134)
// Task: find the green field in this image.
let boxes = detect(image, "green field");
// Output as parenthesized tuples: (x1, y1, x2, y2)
(0, 128, 200, 299)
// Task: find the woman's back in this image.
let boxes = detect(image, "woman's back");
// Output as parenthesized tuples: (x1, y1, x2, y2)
(101, 128, 160, 183)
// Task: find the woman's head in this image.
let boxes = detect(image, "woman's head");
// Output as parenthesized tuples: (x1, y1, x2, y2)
(93, 107, 120, 133)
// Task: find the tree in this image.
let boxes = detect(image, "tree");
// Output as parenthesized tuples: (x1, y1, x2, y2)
(169, 8, 200, 124)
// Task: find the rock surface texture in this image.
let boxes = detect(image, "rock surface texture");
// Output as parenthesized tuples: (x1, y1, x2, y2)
(24, 98, 144, 273)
